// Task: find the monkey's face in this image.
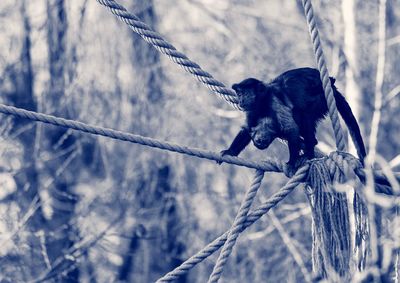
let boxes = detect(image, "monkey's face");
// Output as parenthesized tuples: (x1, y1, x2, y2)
(250, 117, 278, 150)
(232, 78, 265, 111)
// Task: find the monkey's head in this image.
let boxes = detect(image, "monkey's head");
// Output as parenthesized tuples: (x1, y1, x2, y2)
(232, 78, 267, 111)
(251, 116, 279, 150)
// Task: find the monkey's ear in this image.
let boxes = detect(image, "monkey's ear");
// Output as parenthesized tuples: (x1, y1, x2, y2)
(256, 81, 268, 95)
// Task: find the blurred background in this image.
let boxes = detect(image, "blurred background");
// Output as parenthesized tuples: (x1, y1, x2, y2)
(0, 0, 399, 282)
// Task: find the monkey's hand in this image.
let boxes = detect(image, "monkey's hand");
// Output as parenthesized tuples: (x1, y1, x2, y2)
(217, 149, 234, 165)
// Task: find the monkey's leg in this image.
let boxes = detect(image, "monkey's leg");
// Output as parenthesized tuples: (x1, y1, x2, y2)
(302, 118, 318, 159)
(293, 110, 317, 159)
(286, 128, 303, 166)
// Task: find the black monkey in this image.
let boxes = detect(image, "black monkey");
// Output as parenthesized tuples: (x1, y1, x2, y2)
(221, 67, 366, 166)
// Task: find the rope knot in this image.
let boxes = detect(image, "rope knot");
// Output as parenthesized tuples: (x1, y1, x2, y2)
(304, 151, 362, 193)
(329, 151, 362, 182)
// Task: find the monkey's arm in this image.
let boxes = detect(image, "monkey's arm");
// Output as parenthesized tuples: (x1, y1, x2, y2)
(221, 127, 251, 157)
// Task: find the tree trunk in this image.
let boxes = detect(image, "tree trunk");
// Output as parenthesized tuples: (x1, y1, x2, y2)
(341, 1, 372, 275)
(341, 0, 363, 150)
(116, 2, 186, 281)
(5, 0, 47, 279)
(44, 0, 80, 281)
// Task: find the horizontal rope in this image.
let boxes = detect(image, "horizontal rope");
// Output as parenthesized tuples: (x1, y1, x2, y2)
(0, 103, 283, 172)
(157, 164, 310, 282)
(96, 0, 240, 109)
(2, 103, 393, 189)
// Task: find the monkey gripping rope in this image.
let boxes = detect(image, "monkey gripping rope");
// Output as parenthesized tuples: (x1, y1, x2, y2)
(96, 0, 240, 109)
(301, 0, 347, 152)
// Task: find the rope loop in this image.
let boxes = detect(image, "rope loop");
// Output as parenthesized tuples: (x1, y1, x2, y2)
(328, 151, 362, 181)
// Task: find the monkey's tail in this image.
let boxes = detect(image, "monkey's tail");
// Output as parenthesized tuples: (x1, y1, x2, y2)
(330, 79, 367, 164)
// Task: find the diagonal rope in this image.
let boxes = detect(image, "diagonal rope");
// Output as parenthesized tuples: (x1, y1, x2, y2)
(301, 0, 346, 152)
(208, 170, 264, 283)
(0, 103, 282, 172)
(157, 164, 309, 282)
(96, 0, 239, 109)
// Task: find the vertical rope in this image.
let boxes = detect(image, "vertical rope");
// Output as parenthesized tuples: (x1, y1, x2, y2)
(301, 0, 347, 152)
(208, 170, 264, 283)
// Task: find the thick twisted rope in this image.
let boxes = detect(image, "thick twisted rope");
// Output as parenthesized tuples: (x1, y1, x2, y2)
(208, 170, 265, 283)
(301, 0, 346, 152)
(96, 0, 239, 109)
(2, 103, 391, 185)
(157, 164, 309, 282)
(0, 103, 283, 172)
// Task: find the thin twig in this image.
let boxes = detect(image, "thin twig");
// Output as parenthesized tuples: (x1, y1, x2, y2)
(269, 211, 312, 283)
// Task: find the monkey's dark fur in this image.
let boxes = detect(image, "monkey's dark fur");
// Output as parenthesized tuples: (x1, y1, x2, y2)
(221, 67, 366, 166)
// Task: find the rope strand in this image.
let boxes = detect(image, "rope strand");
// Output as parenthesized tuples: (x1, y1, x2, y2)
(157, 164, 309, 282)
(301, 0, 346, 151)
(0, 103, 282, 172)
(96, 0, 239, 109)
(208, 170, 264, 283)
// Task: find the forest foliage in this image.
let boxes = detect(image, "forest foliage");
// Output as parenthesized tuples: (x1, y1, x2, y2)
(0, 0, 399, 282)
